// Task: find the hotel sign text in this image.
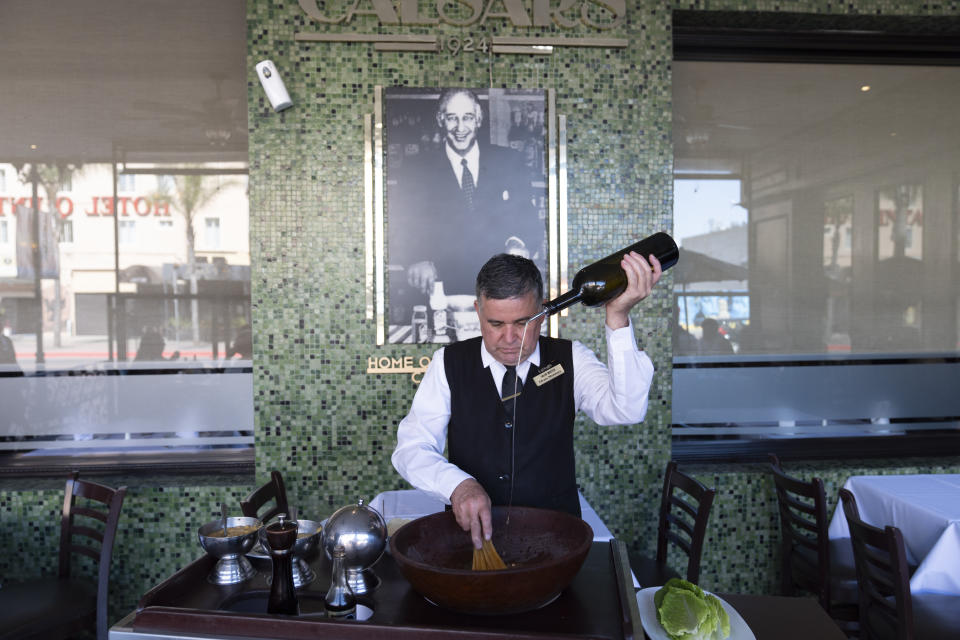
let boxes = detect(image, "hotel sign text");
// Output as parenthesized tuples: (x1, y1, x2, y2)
(0, 196, 171, 218)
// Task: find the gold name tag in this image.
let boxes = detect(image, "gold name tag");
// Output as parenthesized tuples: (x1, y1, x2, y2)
(533, 364, 564, 386)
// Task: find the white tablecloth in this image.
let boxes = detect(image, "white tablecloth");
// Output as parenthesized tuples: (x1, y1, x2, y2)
(827, 474, 960, 595)
(369, 489, 615, 541)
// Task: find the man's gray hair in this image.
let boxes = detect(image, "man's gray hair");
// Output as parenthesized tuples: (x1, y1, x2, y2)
(436, 88, 483, 128)
(475, 253, 543, 302)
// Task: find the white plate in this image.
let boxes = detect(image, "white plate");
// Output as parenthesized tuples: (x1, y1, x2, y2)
(636, 587, 756, 640)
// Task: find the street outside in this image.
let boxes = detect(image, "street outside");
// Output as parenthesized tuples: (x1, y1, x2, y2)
(5, 332, 231, 372)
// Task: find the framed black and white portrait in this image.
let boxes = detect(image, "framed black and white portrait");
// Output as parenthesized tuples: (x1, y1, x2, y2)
(384, 87, 548, 344)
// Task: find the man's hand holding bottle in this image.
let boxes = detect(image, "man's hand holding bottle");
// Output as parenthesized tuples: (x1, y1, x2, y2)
(605, 252, 662, 330)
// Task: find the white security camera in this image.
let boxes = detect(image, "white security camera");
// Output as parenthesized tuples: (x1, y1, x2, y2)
(256, 60, 293, 112)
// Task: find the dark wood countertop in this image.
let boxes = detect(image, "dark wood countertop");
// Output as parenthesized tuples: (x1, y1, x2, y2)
(718, 593, 848, 640)
(124, 543, 846, 640)
(130, 541, 633, 640)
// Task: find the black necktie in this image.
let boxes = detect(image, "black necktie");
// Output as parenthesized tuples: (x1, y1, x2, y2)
(501, 365, 518, 416)
(461, 158, 475, 212)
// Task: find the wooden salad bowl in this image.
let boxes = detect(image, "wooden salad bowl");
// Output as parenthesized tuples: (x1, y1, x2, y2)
(389, 505, 593, 615)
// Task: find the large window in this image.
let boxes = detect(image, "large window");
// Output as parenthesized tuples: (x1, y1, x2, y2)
(672, 15, 960, 461)
(0, 0, 252, 475)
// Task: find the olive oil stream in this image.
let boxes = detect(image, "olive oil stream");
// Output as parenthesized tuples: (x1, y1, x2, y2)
(504, 317, 536, 531)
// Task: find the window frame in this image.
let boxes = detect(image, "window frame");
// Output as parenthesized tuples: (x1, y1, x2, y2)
(671, 11, 960, 463)
(0, 163, 254, 479)
(204, 216, 221, 249)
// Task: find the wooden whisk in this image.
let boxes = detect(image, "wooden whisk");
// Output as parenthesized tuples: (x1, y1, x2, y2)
(472, 538, 507, 571)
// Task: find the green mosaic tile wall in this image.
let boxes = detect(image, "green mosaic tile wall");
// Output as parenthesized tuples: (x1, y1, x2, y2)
(3, 0, 960, 628)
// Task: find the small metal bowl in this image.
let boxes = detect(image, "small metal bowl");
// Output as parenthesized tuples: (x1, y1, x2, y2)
(198, 516, 262, 585)
(291, 518, 322, 587)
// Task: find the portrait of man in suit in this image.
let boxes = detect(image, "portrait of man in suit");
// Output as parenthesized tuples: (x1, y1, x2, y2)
(386, 87, 547, 344)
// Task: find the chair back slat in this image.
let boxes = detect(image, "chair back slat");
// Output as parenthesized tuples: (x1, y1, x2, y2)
(839, 488, 914, 640)
(71, 524, 105, 545)
(70, 544, 102, 563)
(669, 494, 699, 519)
(73, 505, 110, 524)
(72, 480, 118, 505)
(665, 531, 693, 553)
(666, 512, 695, 538)
(780, 496, 820, 540)
(785, 517, 819, 538)
(785, 529, 819, 554)
(240, 470, 289, 522)
(656, 461, 715, 583)
(782, 492, 817, 517)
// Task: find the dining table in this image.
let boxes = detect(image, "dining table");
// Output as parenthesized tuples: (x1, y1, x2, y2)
(826, 473, 960, 594)
(715, 594, 846, 640)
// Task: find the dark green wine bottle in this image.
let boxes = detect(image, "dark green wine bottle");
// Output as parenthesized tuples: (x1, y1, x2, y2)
(543, 232, 679, 314)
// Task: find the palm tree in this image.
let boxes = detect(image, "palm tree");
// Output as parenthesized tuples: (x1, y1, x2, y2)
(152, 173, 234, 343)
(15, 162, 82, 348)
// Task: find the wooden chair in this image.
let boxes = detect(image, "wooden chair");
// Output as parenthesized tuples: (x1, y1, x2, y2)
(840, 488, 913, 640)
(768, 454, 858, 632)
(240, 470, 289, 522)
(841, 488, 960, 640)
(630, 460, 716, 586)
(0, 471, 126, 640)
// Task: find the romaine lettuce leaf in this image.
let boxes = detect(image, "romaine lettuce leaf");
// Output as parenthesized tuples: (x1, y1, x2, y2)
(654, 578, 731, 640)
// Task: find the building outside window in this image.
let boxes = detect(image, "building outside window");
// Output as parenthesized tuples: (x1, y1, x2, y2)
(59, 219, 74, 244)
(204, 217, 221, 249)
(672, 18, 960, 461)
(118, 172, 136, 192)
(119, 219, 136, 245)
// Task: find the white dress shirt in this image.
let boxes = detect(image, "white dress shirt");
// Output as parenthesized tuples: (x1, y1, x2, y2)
(391, 320, 654, 504)
(445, 142, 480, 188)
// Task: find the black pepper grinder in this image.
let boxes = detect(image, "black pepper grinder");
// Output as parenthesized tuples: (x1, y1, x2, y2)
(265, 514, 299, 615)
(325, 544, 356, 619)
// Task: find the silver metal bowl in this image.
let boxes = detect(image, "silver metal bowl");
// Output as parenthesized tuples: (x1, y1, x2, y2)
(198, 516, 262, 585)
(322, 499, 386, 594)
(291, 518, 322, 587)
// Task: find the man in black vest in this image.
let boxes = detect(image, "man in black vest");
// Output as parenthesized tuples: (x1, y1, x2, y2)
(392, 251, 661, 548)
